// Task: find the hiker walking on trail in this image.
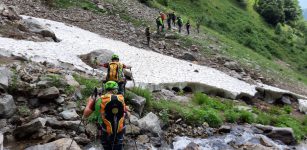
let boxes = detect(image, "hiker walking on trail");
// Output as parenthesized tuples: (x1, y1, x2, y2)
(100, 54, 131, 95)
(156, 16, 163, 33)
(160, 12, 166, 32)
(186, 20, 191, 35)
(177, 16, 183, 33)
(196, 21, 200, 34)
(167, 13, 172, 30)
(145, 26, 151, 46)
(83, 81, 129, 150)
(171, 12, 176, 26)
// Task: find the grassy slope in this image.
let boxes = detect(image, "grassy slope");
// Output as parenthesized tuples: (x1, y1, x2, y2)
(154, 0, 307, 86)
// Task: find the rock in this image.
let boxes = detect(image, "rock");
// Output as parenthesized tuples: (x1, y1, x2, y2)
(179, 53, 197, 61)
(298, 99, 307, 114)
(0, 94, 16, 118)
(126, 124, 141, 135)
(235, 105, 252, 112)
(79, 49, 113, 68)
(165, 33, 178, 39)
(255, 87, 298, 104)
(64, 101, 77, 110)
(280, 95, 292, 105)
(0, 4, 21, 21)
(0, 119, 7, 129)
(28, 98, 40, 108)
(218, 125, 231, 133)
(184, 142, 200, 150)
(136, 135, 149, 144)
(59, 109, 79, 120)
(24, 138, 81, 150)
(154, 89, 175, 100)
(19, 17, 60, 42)
(0, 132, 3, 150)
(46, 117, 84, 132)
(150, 137, 162, 147)
(38, 86, 60, 100)
(130, 93, 146, 116)
(85, 123, 97, 138)
(0, 67, 11, 93)
(224, 61, 242, 72)
(138, 112, 162, 136)
(13, 117, 47, 139)
(55, 96, 65, 104)
(65, 75, 79, 87)
(129, 115, 139, 125)
(255, 124, 295, 145)
(74, 133, 91, 145)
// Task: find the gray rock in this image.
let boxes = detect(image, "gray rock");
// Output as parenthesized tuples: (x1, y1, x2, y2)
(19, 17, 60, 42)
(154, 89, 175, 100)
(185, 142, 200, 150)
(280, 95, 292, 105)
(46, 117, 84, 132)
(65, 75, 79, 87)
(55, 96, 65, 104)
(126, 124, 141, 135)
(13, 117, 47, 139)
(0, 4, 21, 21)
(74, 134, 91, 145)
(59, 109, 79, 120)
(136, 135, 149, 144)
(64, 101, 78, 110)
(0, 94, 16, 118)
(25, 138, 81, 150)
(255, 124, 296, 145)
(179, 53, 197, 61)
(0, 67, 11, 93)
(129, 115, 139, 125)
(0, 132, 3, 150)
(28, 98, 40, 108)
(298, 99, 307, 114)
(218, 125, 231, 133)
(138, 112, 162, 136)
(224, 61, 243, 72)
(79, 49, 113, 68)
(130, 93, 146, 116)
(38, 86, 60, 100)
(165, 33, 179, 39)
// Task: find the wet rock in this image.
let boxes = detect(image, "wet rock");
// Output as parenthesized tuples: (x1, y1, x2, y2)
(0, 94, 16, 118)
(24, 138, 81, 150)
(184, 142, 200, 150)
(298, 99, 307, 114)
(65, 75, 79, 87)
(138, 112, 162, 136)
(19, 17, 60, 42)
(218, 125, 231, 133)
(255, 124, 295, 145)
(59, 109, 79, 120)
(13, 117, 47, 139)
(179, 53, 197, 61)
(38, 86, 60, 100)
(0, 67, 11, 93)
(136, 135, 149, 144)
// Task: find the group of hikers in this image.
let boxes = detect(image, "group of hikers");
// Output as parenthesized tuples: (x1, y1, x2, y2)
(83, 54, 131, 150)
(145, 11, 201, 47)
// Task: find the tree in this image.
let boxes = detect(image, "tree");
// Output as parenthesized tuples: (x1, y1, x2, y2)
(284, 0, 301, 22)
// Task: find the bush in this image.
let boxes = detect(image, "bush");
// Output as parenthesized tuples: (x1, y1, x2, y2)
(274, 115, 307, 140)
(193, 92, 226, 110)
(236, 0, 248, 8)
(225, 110, 240, 123)
(239, 110, 255, 123)
(203, 109, 223, 128)
(73, 74, 101, 98)
(130, 87, 153, 109)
(283, 105, 292, 114)
(256, 113, 271, 125)
(192, 92, 208, 105)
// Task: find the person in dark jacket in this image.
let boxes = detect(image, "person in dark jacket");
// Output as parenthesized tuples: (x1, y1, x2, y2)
(145, 26, 150, 46)
(186, 20, 191, 35)
(177, 16, 183, 33)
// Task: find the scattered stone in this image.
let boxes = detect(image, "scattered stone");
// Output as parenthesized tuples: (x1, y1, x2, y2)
(218, 125, 231, 133)
(38, 86, 60, 100)
(129, 115, 139, 125)
(46, 117, 84, 132)
(298, 99, 307, 114)
(0, 132, 3, 150)
(136, 135, 149, 144)
(184, 142, 200, 150)
(74, 133, 91, 145)
(130, 93, 146, 116)
(0, 4, 21, 21)
(64, 101, 77, 110)
(13, 117, 47, 139)
(165, 33, 178, 39)
(126, 124, 141, 135)
(0, 94, 16, 118)
(24, 138, 81, 150)
(55, 96, 65, 104)
(28, 98, 40, 108)
(150, 137, 162, 147)
(59, 109, 79, 120)
(138, 112, 162, 136)
(280, 95, 292, 105)
(85, 123, 97, 138)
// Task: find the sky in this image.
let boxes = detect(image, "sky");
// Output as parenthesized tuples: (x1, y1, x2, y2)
(299, 0, 307, 9)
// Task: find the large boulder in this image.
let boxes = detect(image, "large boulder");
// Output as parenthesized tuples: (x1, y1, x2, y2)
(0, 94, 16, 118)
(13, 117, 47, 139)
(65, 75, 79, 87)
(179, 53, 197, 61)
(25, 138, 81, 150)
(138, 112, 162, 136)
(18, 17, 60, 42)
(0, 67, 11, 93)
(38, 86, 60, 100)
(298, 99, 307, 114)
(59, 109, 79, 120)
(79, 49, 113, 68)
(255, 124, 296, 145)
(128, 92, 146, 116)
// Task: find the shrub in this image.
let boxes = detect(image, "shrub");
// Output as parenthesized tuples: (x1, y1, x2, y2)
(73, 74, 101, 98)
(192, 92, 208, 105)
(283, 105, 292, 114)
(203, 109, 223, 128)
(225, 110, 240, 123)
(256, 113, 271, 125)
(274, 115, 307, 140)
(130, 87, 153, 109)
(18, 105, 31, 117)
(239, 110, 255, 124)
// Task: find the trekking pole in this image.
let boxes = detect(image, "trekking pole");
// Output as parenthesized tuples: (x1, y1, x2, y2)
(68, 116, 84, 150)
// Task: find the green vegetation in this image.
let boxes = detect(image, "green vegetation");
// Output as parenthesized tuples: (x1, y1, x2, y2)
(147, 0, 307, 87)
(18, 105, 31, 117)
(73, 74, 101, 99)
(131, 88, 307, 140)
(129, 87, 153, 109)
